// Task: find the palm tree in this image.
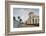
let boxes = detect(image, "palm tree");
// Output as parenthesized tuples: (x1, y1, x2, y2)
(19, 19, 22, 23)
(18, 16, 20, 19)
(18, 16, 22, 23)
(18, 16, 20, 22)
(13, 16, 16, 27)
(18, 16, 23, 27)
(13, 16, 16, 21)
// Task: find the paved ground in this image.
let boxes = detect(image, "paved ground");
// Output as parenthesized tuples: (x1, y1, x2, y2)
(19, 24, 39, 27)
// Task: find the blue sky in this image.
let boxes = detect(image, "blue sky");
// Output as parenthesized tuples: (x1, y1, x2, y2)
(13, 8, 39, 22)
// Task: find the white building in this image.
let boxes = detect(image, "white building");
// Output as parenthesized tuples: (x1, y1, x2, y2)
(25, 12, 39, 24)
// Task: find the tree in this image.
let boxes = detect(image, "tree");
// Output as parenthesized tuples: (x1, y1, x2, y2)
(13, 16, 16, 21)
(13, 16, 16, 26)
(18, 16, 20, 22)
(18, 16, 22, 23)
(19, 19, 22, 23)
(18, 16, 20, 19)
(18, 16, 23, 27)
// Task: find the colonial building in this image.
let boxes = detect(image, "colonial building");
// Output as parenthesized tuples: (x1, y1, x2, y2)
(25, 12, 39, 25)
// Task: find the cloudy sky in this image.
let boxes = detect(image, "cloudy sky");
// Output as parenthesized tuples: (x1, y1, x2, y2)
(13, 8, 39, 22)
